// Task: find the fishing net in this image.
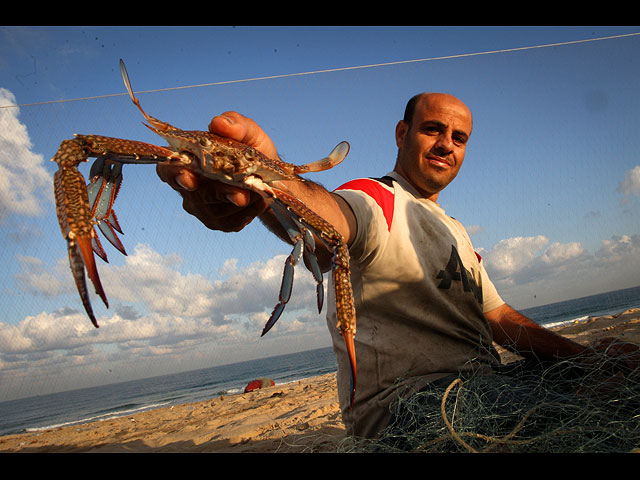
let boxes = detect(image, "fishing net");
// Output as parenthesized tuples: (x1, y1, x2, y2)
(340, 347, 640, 453)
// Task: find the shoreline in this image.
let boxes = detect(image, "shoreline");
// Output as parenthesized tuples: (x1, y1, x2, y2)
(0, 372, 346, 453)
(1, 308, 639, 453)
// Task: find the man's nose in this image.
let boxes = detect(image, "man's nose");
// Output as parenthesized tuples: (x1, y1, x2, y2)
(433, 133, 454, 154)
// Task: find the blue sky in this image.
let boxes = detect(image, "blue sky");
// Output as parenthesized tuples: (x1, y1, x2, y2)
(1, 26, 639, 400)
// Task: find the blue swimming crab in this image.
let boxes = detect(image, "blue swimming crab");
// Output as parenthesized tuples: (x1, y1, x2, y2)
(52, 60, 357, 405)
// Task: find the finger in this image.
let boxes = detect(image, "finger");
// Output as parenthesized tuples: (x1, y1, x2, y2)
(158, 161, 254, 209)
(196, 179, 252, 206)
(209, 112, 278, 160)
(175, 168, 199, 191)
(223, 188, 252, 207)
(156, 164, 199, 192)
(182, 190, 268, 232)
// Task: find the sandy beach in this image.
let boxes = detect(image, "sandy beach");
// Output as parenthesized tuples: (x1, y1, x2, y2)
(1, 308, 639, 453)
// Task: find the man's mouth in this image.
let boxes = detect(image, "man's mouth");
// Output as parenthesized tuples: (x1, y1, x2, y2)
(426, 155, 451, 168)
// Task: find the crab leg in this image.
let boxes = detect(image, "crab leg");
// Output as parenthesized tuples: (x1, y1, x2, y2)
(275, 207, 325, 313)
(245, 177, 357, 406)
(290, 141, 351, 175)
(304, 241, 325, 313)
(286, 198, 357, 407)
(331, 242, 357, 407)
(87, 159, 127, 256)
(52, 139, 108, 327)
(259, 201, 323, 333)
(52, 135, 178, 327)
(261, 232, 304, 336)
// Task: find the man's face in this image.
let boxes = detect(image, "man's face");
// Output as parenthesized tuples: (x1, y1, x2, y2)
(394, 93, 472, 202)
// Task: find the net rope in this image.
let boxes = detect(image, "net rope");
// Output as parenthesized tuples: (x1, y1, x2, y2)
(2, 32, 638, 110)
(339, 347, 640, 453)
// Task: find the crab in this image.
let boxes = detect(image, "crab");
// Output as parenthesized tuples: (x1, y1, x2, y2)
(52, 60, 357, 406)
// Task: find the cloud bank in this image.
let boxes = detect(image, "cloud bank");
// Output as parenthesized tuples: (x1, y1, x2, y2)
(479, 234, 640, 307)
(0, 88, 51, 220)
(3, 243, 329, 399)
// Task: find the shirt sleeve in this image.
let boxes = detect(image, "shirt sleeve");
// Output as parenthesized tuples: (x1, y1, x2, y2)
(334, 178, 395, 266)
(478, 259, 505, 313)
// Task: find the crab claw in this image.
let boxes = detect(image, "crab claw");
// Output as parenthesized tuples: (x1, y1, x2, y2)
(88, 161, 127, 256)
(261, 237, 303, 336)
(303, 239, 324, 313)
(294, 141, 350, 174)
(343, 332, 357, 408)
(69, 232, 108, 328)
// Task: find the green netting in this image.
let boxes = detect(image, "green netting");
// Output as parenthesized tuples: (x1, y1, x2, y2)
(340, 350, 640, 453)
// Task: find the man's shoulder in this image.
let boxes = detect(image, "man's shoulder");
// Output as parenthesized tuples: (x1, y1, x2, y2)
(335, 176, 395, 197)
(335, 177, 395, 207)
(334, 177, 396, 232)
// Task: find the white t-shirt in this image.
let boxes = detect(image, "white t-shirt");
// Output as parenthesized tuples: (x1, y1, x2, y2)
(326, 171, 505, 438)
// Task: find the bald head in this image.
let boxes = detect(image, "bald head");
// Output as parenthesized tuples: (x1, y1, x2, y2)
(403, 93, 472, 133)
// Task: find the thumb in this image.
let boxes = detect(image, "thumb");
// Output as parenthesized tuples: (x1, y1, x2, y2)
(208, 111, 279, 160)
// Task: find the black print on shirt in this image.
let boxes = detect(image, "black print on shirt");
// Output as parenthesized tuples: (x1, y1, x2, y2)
(436, 245, 483, 304)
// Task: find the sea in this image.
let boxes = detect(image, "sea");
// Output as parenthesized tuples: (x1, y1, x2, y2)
(1, 285, 640, 438)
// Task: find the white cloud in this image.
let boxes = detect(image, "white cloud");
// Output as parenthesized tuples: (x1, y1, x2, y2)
(538, 241, 586, 264)
(16, 242, 324, 323)
(480, 234, 640, 308)
(595, 234, 640, 263)
(618, 165, 640, 203)
(82, 243, 322, 324)
(478, 235, 549, 279)
(5, 243, 326, 381)
(14, 255, 69, 296)
(465, 224, 484, 235)
(0, 88, 52, 220)
(0, 308, 242, 398)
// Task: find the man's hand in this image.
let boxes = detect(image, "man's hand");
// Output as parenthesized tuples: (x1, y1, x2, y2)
(156, 112, 277, 232)
(486, 303, 589, 361)
(157, 110, 356, 268)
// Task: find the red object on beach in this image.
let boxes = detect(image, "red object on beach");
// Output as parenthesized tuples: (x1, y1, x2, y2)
(244, 378, 275, 393)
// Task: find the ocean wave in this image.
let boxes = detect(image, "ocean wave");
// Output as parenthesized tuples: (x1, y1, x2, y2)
(544, 315, 591, 330)
(25, 401, 172, 432)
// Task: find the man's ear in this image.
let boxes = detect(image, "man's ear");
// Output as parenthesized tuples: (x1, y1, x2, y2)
(395, 120, 408, 148)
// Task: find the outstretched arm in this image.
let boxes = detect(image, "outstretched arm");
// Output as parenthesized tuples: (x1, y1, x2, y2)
(485, 303, 588, 361)
(156, 111, 356, 270)
(486, 303, 640, 372)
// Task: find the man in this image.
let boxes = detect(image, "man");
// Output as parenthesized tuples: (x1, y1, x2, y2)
(157, 93, 635, 441)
